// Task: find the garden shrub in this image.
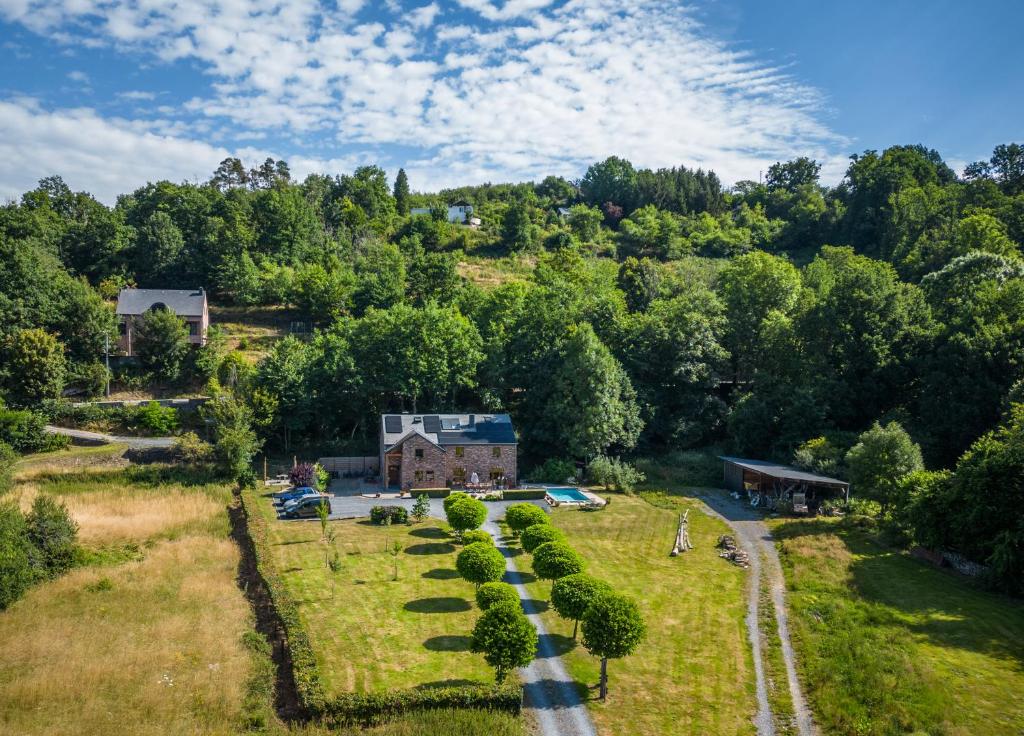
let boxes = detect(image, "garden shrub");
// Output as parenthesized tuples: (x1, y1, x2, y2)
(461, 529, 493, 546)
(446, 497, 487, 536)
(136, 401, 179, 435)
(531, 541, 585, 581)
(587, 455, 645, 493)
(528, 458, 577, 484)
(456, 542, 506, 587)
(0, 408, 61, 453)
(476, 581, 520, 610)
(370, 506, 409, 525)
(521, 523, 566, 553)
(471, 601, 538, 682)
(25, 495, 78, 578)
(500, 488, 546, 500)
(443, 491, 471, 514)
(0, 502, 38, 610)
(173, 432, 213, 464)
(505, 503, 548, 535)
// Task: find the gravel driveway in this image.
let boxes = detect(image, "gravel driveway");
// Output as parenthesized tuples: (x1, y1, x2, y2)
(699, 491, 816, 736)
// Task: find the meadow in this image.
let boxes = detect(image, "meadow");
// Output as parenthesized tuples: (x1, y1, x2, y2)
(519, 493, 757, 736)
(769, 516, 1024, 736)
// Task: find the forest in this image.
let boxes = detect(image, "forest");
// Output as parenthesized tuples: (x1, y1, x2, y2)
(1, 143, 1023, 593)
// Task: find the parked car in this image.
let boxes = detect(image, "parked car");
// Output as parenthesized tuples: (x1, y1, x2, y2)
(274, 486, 318, 504)
(283, 495, 331, 519)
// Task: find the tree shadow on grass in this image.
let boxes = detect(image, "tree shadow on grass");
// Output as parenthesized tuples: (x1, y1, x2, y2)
(410, 527, 449, 539)
(422, 568, 460, 580)
(504, 569, 537, 585)
(536, 632, 576, 659)
(405, 542, 456, 555)
(520, 598, 549, 613)
(404, 597, 472, 613)
(423, 635, 473, 652)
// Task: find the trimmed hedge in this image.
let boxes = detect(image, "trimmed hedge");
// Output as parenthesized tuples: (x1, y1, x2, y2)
(418, 488, 451, 499)
(320, 681, 522, 727)
(500, 489, 547, 500)
(240, 488, 326, 712)
(370, 506, 409, 525)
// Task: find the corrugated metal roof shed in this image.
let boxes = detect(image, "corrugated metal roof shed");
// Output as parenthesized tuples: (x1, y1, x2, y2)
(719, 456, 849, 488)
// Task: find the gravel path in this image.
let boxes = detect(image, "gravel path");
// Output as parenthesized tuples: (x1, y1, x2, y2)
(699, 492, 816, 736)
(483, 519, 598, 736)
(45, 425, 176, 449)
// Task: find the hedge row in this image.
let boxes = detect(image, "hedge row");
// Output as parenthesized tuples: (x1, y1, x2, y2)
(240, 487, 327, 712)
(240, 488, 523, 725)
(500, 489, 547, 500)
(319, 681, 523, 727)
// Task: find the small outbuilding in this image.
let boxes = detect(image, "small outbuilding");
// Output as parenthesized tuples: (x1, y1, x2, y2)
(720, 456, 850, 510)
(115, 288, 209, 356)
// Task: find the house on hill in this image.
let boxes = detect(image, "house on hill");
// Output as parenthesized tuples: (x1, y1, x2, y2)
(115, 288, 209, 356)
(379, 413, 517, 491)
(409, 201, 475, 224)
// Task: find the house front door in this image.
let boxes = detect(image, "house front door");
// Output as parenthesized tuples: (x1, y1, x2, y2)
(387, 464, 400, 488)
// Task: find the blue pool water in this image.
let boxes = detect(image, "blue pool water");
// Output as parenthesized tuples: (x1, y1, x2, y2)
(546, 487, 590, 503)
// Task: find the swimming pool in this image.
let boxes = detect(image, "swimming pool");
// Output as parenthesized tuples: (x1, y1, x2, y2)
(546, 487, 591, 503)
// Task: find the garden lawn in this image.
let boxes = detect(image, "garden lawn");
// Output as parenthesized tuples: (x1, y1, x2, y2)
(254, 494, 495, 694)
(0, 447, 264, 736)
(769, 517, 1024, 736)
(520, 493, 757, 736)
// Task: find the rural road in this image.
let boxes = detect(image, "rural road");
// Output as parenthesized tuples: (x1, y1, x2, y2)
(699, 492, 816, 736)
(483, 519, 598, 736)
(45, 425, 176, 449)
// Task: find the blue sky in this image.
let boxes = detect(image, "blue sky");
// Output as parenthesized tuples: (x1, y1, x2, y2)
(0, 0, 1020, 203)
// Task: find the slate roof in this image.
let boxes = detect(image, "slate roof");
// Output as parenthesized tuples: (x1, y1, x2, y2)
(720, 456, 849, 488)
(381, 413, 516, 450)
(116, 288, 207, 317)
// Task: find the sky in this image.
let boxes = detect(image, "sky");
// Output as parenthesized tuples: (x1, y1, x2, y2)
(0, 0, 1021, 204)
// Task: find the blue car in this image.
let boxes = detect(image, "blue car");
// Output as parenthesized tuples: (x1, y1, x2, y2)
(273, 486, 317, 504)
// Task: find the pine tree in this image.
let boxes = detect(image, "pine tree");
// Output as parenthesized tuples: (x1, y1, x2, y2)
(394, 168, 410, 216)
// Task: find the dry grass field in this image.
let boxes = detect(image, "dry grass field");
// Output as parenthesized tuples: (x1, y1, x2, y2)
(518, 493, 757, 736)
(0, 445, 263, 736)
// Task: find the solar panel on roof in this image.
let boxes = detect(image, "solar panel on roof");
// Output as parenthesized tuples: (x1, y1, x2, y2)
(384, 416, 402, 434)
(423, 416, 441, 434)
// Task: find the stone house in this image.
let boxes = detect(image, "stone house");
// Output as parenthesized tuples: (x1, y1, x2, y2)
(115, 288, 209, 356)
(379, 413, 517, 491)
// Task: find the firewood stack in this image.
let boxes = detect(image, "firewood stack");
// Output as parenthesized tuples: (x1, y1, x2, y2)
(670, 510, 693, 556)
(716, 535, 750, 568)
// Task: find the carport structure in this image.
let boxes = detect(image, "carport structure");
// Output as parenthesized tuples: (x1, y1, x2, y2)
(720, 456, 850, 506)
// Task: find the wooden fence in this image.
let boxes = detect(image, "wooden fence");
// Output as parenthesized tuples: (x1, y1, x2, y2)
(317, 456, 379, 478)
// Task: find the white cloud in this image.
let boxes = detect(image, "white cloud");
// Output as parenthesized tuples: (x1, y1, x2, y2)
(66, 69, 89, 83)
(0, 0, 850, 196)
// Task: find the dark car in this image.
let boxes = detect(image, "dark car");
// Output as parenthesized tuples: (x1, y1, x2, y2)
(283, 495, 331, 519)
(274, 486, 317, 504)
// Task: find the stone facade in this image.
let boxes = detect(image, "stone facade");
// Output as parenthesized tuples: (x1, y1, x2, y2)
(385, 433, 517, 490)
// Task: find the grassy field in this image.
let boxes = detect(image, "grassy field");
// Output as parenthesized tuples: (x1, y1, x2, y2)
(519, 493, 757, 736)
(457, 255, 535, 288)
(210, 304, 298, 361)
(253, 494, 496, 694)
(0, 445, 265, 736)
(769, 516, 1024, 736)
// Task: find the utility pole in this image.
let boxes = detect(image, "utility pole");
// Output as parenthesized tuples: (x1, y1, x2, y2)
(104, 333, 111, 398)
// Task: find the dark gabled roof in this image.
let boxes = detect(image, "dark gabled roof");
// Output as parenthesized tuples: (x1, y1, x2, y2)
(720, 456, 849, 488)
(381, 413, 516, 449)
(116, 288, 207, 317)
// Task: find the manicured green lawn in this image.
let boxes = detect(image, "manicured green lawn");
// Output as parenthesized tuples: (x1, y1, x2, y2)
(254, 495, 495, 694)
(519, 493, 757, 736)
(769, 517, 1024, 736)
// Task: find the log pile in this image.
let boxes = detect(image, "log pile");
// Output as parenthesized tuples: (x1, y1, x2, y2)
(670, 510, 693, 556)
(716, 535, 750, 568)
